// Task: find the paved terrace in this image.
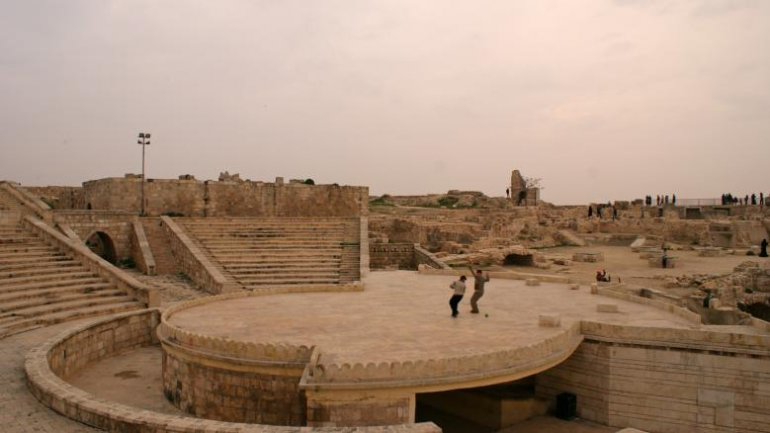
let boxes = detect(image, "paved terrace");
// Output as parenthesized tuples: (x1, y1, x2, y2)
(168, 271, 701, 367)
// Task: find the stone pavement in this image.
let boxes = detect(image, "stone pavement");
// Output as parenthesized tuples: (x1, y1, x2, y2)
(0, 320, 99, 433)
(169, 271, 700, 366)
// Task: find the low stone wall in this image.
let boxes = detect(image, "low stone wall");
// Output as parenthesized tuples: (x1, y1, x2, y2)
(370, 242, 416, 269)
(131, 220, 156, 275)
(414, 245, 451, 270)
(536, 324, 770, 433)
(160, 216, 238, 293)
(22, 215, 159, 308)
(26, 309, 441, 433)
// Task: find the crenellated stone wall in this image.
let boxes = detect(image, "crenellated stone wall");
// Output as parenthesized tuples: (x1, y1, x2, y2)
(158, 294, 315, 425)
(25, 309, 442, 433)
(81, 177, 368, 218)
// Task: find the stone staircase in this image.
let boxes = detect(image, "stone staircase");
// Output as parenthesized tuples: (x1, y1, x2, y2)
(179, 218, 359, 289)
(141, 218, 179, 275)
(0, 221, 145, 338)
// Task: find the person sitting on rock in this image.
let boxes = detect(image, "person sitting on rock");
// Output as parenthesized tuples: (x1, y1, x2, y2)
(596, 269, 611, 282)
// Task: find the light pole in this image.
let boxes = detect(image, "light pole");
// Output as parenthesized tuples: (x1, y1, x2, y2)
(138, 132, 151, 216)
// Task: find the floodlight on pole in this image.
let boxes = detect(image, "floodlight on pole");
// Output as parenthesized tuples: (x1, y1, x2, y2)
(138, 132, 151, 216)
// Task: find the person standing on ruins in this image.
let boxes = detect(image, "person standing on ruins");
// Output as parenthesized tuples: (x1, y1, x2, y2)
(449, 275, 467, 318)
(588, 206, 593, 218)
(468, 266, 490, 314)
(760, 239, 768, 258)
(506, 188, 510, 199)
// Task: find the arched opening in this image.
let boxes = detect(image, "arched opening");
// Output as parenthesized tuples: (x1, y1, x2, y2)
(85, 231, 117, 264)
(739, 302, 770, 322)
(504, 253, 534, 267)
(416, 377, 542, 433)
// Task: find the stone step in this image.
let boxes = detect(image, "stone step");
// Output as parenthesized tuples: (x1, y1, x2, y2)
(233, 272, 339, 285)
(209, 247, 342, 257)
(242, 277, 341, 286)
(0, 270, 96, 286)
(223, 263, 341, 271)
(0, 242, 53, 253)
(141, 218, 179, 275)
(0, 259, 81, 273)
(0, 276, 107, 295)
(0, 282, 115, 303)
(220, 257, 341, 266)
(191, 234, 346, 240)
(0, 288, 127, 312)
(0, 250, 66, 260)
(201, 239, 344, 246)
(0, 235, 41, 243)
(0, 301, 144, 338)
(0, 263, 86, 279)
(0, 294, 134, 319)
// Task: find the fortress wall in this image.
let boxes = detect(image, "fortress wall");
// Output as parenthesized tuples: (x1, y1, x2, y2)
(25, 186, 85, 209)
(537, 337, 770, 433)
(81, 177, 367, 217)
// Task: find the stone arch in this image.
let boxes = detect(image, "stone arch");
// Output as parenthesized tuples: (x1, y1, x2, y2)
(504, 253, 534, 266)
(85, 231, 117, 264)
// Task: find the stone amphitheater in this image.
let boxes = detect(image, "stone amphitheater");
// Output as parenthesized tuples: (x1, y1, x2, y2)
(1, 174, 769, 433)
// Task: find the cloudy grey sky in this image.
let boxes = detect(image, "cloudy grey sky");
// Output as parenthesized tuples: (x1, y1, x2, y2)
(1, 0, 768, 204)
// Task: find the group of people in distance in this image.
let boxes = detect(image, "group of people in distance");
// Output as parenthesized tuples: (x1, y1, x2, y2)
(645, 194, 676, 206)
(587, 203, 618, 220)
(721, 193, 765, 206)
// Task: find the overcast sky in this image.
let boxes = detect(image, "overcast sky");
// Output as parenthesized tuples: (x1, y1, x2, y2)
(1, 0, 768, 204)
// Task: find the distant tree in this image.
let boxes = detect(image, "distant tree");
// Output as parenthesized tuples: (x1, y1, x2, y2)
(304, 178, 315, 185)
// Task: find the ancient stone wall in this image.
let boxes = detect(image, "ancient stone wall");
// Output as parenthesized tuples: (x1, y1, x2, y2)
(536, 325, 770, 433)
(25, 186, 85, 209)
(53, 211, 135, 261)
(370, 243, 416, 269)
(26, 309, 441, 433)
(82, 177, 368, 217)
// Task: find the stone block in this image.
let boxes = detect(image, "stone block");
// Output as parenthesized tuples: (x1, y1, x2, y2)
(569, 284, 580, 290)
(572, 252, 604, 263)
(590, 283, 598, 294)
(597, 303, 618, 313)
(526, 278, 540, 286)
(539, 314, 561, 327)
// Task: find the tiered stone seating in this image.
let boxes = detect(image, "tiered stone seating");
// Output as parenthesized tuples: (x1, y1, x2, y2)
(0, 186, 24, 213)
(180, 218, 353, 289)
(0, 221, 144, 338)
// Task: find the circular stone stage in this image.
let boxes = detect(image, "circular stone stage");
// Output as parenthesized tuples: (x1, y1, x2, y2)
(158, 271, 699, 427)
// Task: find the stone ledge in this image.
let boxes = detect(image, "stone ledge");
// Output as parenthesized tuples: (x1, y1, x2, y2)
(25, 309, 440, 433)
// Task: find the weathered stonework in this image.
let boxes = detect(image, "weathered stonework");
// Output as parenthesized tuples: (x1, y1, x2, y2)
(81, 177, 369, 218)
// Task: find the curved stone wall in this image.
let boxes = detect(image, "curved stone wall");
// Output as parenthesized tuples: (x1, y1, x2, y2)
(25, 309, 441, 433)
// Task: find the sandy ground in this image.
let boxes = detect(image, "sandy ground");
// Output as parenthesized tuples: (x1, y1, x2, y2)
(508, 245, 764, 291)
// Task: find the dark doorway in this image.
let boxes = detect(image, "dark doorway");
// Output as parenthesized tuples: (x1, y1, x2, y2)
(739, 302, 770, 322)
(415, 377, 543, 433)
(85, 231, 117, 264)
(504, 253, 534, 266)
